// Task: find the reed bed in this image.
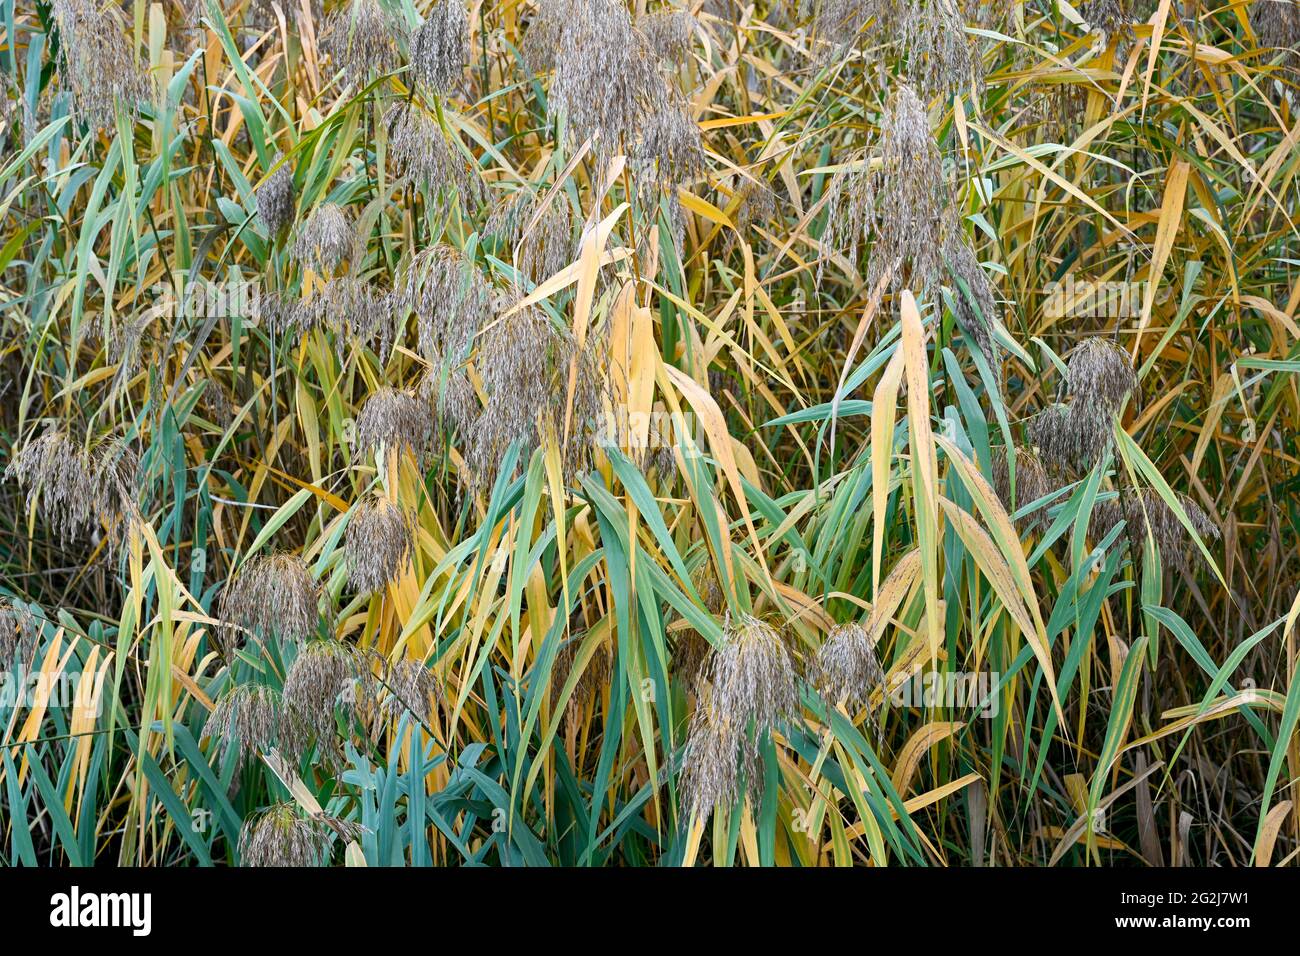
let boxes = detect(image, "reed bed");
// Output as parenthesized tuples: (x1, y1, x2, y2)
(0, 0, 1298, 866)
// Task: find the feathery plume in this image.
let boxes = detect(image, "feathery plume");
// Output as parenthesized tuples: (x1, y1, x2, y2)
(283, 639, 377, 763)
(4, 429, 138, 548)
(467, 308, 608, 489)
(344, 495, 412, 593)
(484, 188, 576, 286)
(680, 698, 742, 820)
(398, 244, 493, 361)
(50, 0, 148, 129)
(0, 603, 38, 668)
(902, 0, 977, 97)
(808, 0, 888, 49)
(293, 203, 355, 277)
(324, 0, 399, 80)
(385, 103, 482, 206)
(239, 803, 363, 867)
(702, 613, 799, 755)
(419, 359, 480, 435)
(1067, 337, 1138, 412)
(638, 10, 696, 64)
(815, 621, 885, 713)
(992, 445, 1054, 527)
(824, 84, 952, 291)
(354, 387, 433, 464)
(1083, 0, 1133, 35)
(256, 153, 296, 236)
(672, 630, 713, 692)
(204, 684, 291, 774)
(382, 658, 442, 725)
(410, 0, 470, 95)
(1092, 489, 1219, 570)
(631, 97, 704, 243)
(1253, 0, 1300, 60)
(220, 553, 321, 646)
(549, 635, 612, 725)
(546, 0, 668, 157)
(944, 235, 999, 378)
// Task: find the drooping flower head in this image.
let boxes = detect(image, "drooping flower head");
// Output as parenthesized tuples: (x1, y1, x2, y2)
(220, 553, 321, 647)
(324, 0, 400, 80)
(0, 603, 38, 668)
(992, 445, 1054, 528)
(50, 0, 149, 129)
(485, 187, 577, 286)
(256, 153, 296, 236)
(283, 639, 377, 765)
(4, 428, 139, 549)
(944, 234, 999, 379)
(293, 203, 355, 277)
(631, 96, 704, 245)
(354, 387, 433, 465)
(824, 84, 953, 292)
(901, 0, 977, 98)
(410, 0, 470, 95)
(545, 0, 669, 159)
(680, 614, 800, 816)
(344, 495, 413, 593)
(419, 358, 480, 436)
(637, 10, 696, 64)
(398, 244, 493, 361)
(204, 684, 297, 774)
(1252, 0, 1300, 58)
(1092, 489, 1219, 570)
(815, 621, 885, 713)
(381, 658, 443, 725)
(385, 103, 482, 209)
(239, 802, 363, 867)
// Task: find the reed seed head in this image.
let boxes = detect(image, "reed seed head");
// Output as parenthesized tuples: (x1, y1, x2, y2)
(399, 244, 493, 361)
(902, 0, 977, 98)
(51, 0, 148, 130)
(631, 98, 704, 244)
(293, 203, 354, 277)
(1093, 489, 1219, 570)
(410, 0, 470, 95)
(0, 602, 37, 668)
(324, 0, 399, 80)
(637, 10, 696, 64)
(204, 684, 286, 774)
(1028, 400, 1117, 475)
(220, 552, 321, 646)
(680, 697, 741, 820)
(1066, 337, 1137, 413)
(1252, 0, 1300, 56)
(703, 613, 800, 743)
(344, 495, 412, 593)
(825, 83, 952, 291)
(944, 235, 999, 379)
(815, 621, 885, 713)
(485, 188, 576, 286)
(549, 635, 612, 725)
(256, 153, 296, 236)
(419, 360, 481, 436)
(283, 639, 378, 764)
(4, 428, 139, 548)
(992, 445, 1054, 526)
(239, 802, 363, 867)
(385, 103, 481, 208)
(546, 0, 668, 158)
(382, 658, 442, 725)
(354, 387, 432, 464)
